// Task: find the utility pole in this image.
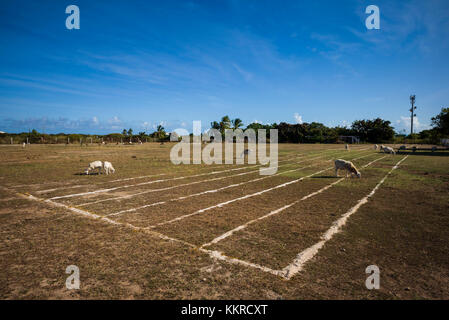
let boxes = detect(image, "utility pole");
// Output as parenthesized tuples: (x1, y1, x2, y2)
(409, 95, 417, 136)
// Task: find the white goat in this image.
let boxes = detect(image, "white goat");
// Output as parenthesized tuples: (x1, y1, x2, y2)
(383, 146, 396, 155)
(85, 161, 103, 175)
(334, 159, 361, 178)
(103, 161, 115, 175)
(374, 144, 378, 150)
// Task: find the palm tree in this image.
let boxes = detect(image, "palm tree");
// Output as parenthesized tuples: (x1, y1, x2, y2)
(156, 125, 166, 140)
(232, 118, 243, 130)
(219, 116, 231, 134)
(210, 121, 220, 130)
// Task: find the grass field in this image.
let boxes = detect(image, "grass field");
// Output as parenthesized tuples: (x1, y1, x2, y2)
(1, 143, 448, 299)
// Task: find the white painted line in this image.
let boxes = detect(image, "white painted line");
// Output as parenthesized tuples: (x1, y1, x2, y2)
(201, 155, 387, 248)
(36, 149, 360, 196)
(106, 163, 318, 217)
(199, 249, 284, 277)
(35, 173, 167, 194)
(19, 192, 197, 249)
(149, 152, 373, 228)
(281, 155, 408, 280)
(77, 148, 355, 207)
(105, 149, 370, 215)
(48, 165, 261, 200)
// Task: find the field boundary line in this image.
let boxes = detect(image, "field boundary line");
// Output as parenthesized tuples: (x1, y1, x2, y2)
(8, 146, 367, 189)
(35, 173, 168, 194)
(281, 155, 409, 280)
(148, 152, 373, 229)
(201, 155, 387, 248)
(199, 249, 284, 277)
(14, 152, 306, 191)
(106, 163, 320, 216)
(12, 190, 198, 250)
(106, 149, 370, 216)
(82, 155, 324, 208)
(75, 148, 362, 207)
(45, 148, 366, 200)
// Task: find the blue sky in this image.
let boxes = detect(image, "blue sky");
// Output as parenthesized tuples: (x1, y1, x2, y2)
(1, 0, 448, 134)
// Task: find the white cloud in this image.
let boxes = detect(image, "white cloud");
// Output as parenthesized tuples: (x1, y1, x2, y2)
(108, 116, 121, 124)
(396, 115, 431, 133)
(294, 113, 303, 124)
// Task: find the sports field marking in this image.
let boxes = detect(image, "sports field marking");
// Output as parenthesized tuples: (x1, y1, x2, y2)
(79, 156, 319, 207)
(105, 149, 370, 216)
(69, 148, 360, 206)
(35, 173, 168, 194)
(106, 163, 319, 216)
(48, 164, 263, 200)
(17, 192, 197, 249)
(11, 152, 310, 190)
(5, 151, 400, 281)
(148, 152, 373, 228)
(86, 153, 340, 209)
(199, 249, 284, 277)
(200, 155, 387, 248)
(281, 155, 409, 280)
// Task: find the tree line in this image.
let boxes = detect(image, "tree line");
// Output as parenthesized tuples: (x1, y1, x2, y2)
(207, 109, 449, 144)
(0, 126, 168, 145)
(1, 108, 447, 144)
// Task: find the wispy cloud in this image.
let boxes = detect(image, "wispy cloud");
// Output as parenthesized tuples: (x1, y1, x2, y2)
(294, 113, 303, 124)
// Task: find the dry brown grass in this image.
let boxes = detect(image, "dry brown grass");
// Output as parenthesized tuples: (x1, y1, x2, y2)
(1, 143, 448, 299)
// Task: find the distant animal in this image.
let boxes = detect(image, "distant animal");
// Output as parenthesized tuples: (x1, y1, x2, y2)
(240, 149, 251, 158)
(103, 161, 115, 175)
(345, 144, 350, 151)
(374, 144, 378, 150)
(383, 146, 396, 155)
(85, 161, 103, 175)
(334, 159, 361, 178)
(22, 142, 26, 148)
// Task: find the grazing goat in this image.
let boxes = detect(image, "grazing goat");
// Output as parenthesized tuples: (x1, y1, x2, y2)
(383, 146, 396, 155)
(85, 161, 103, 175)
(103, 161, 115, 175)
(334, 159, 361, 178)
